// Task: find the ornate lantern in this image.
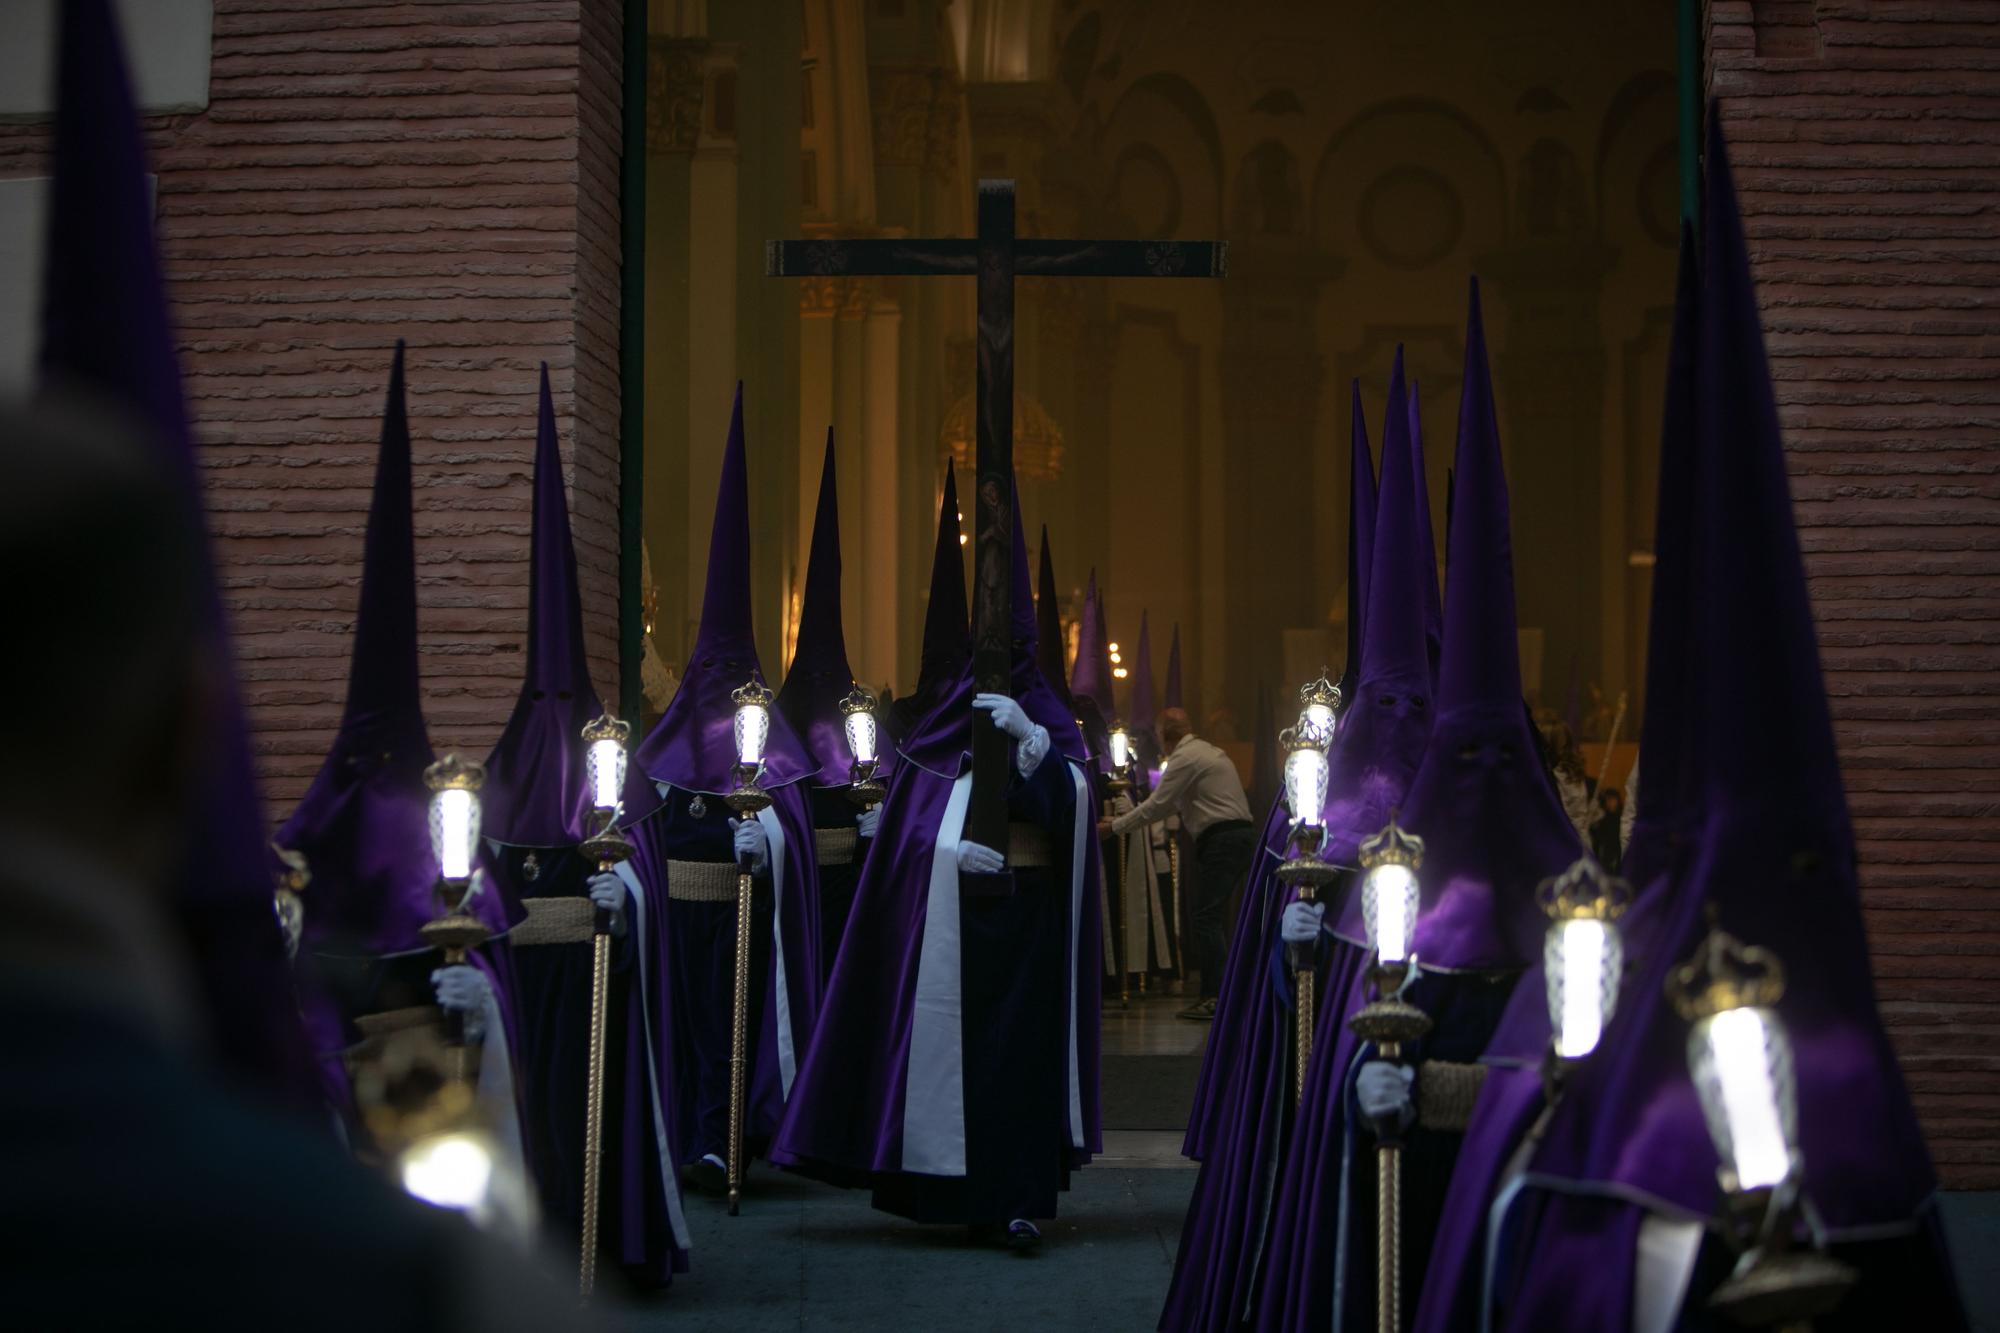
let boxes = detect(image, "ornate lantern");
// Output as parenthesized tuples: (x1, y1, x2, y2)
(728, 678, 775, 815)
(1539, 856, 1632, 1066)
(1669, 918, 1856, 1325)
(841, 683, 885, 806)
(1298, 670, 1343, 744)
(426, 752, 485, 890)
(272, 845, 310, 962)
(1276, 720, 1338, 887)
(1107, 719, 1134, 795)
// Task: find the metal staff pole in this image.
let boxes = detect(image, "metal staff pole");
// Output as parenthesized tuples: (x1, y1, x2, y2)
(721, 679, 775, 1218)
(576, 713, 636, 1298)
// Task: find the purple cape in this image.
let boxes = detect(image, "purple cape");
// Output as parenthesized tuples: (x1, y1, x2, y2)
(771, 495, 1101, 1185)
(277, 345, 519, 960)
(39, 0, 316, 1109)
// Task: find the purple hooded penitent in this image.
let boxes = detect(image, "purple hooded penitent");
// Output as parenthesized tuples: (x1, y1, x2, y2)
(1161, 380, 1380, 1333)
(1163, 624, 1184, 712)
(1260, 293, 1569, 1331)
(279, 346, 519, 960)
(890, 466, 969, 743)
(482, 366, 688, 1284)
(1037, 526, 1072, 707)
(1497, 113, 1960, 1332)
(1315, 348, 1437, 871)
(1411, 223, 1703, 1333)
(772, 492, 1101, 1226)
(483, 365, 636, 849)
(625, 387, 821, 1165)
(39, 0, 316, 1110)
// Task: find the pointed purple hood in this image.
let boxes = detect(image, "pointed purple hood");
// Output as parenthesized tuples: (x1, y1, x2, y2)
(1163, 624, 1184, 711)
(1036, 526, 1072, 706)
(1408, 372, 1443, 680)
(40, 0, 314, 1102)
(279, 348, 515, 956)
(1070, 570, 1115, 715)
(1128, 613, 1157, 737)
(899, 485, 1087, 777)
(634, 386, 816, 794)
(1340, 381, 1379, 703)
(776, 430, 862, 786)
(1534, 114, 1937, 1231)
(893, 465, 969, 739)
(483, 366, 615, 847)
(1320, 351, 1437, 867)
(1383, 280, 1580, 970)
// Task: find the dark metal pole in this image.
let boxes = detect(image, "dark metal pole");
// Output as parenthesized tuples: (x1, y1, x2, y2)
(966, 181, 1015, 857)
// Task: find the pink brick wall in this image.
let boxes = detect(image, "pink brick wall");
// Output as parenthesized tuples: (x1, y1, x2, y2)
(0, 0, 625, 812)
(1710, 0, 2000, 1186)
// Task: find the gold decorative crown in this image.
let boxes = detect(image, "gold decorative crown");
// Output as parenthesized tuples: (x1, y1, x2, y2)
(582, 711, 631, 746)
(1667, 915, 1787, 1021)
(1298, 670, 1342, 712)
(840, 683, 879, 718)
(1538, 855, 1632, 922)
(731, 677, 774, 710)
(423, 752, 486, 793)
(1280, 721, 1330, 755)
(1358, 817, 1424, 872)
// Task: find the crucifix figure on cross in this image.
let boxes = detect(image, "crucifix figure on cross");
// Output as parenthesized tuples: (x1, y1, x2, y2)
(769, 179, 1225, 876)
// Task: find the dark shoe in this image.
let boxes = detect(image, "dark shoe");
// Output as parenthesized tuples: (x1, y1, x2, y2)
(1007, 1218, 1042, 1251)
(687, 1152, 728, 1196)
(1176, 998, 1217, 1021)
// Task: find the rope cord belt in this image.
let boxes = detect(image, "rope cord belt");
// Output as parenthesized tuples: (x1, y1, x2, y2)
(815, 826, 859, 866)
(1416, 1059, 1487, 1132)
(665, 858, 748, 903)
(513, 896, 596, 946)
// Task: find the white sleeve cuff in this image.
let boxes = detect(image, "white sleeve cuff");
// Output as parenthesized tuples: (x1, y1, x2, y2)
(1016, 724, 1051, 778)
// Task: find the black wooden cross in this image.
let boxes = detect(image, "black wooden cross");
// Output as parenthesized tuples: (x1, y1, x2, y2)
(768, 180, 1225, 861)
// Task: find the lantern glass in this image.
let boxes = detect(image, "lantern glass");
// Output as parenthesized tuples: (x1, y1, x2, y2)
(1688, 1005, 1798, 1193)
(1284, 746, 1328, 830)
(1362, 861, 1419, 966)
(1545, 916, 1624, 1059)
(429, 786, 479, 883)
(734, 699, 770, 767)
(844, 708, 878, 765)
(400, 1131, 495, 1213)
(1108, 727, 1130, 770)
(1304, 701, 1336, 736)
(587, 737, 626, 813)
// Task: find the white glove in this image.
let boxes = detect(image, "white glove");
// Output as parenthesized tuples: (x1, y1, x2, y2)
(431, 965, 491, 1045)
(973, 692, 1034, 741)
(957, 840, 1006, 875)
(857, 806, 882, 839)
(1280, 900, 1325, 945)
(729, 816, 770, 874)
(588, 871, 628, 939)
(1357, 1060, 1416, 1134)
(1110, 794, 1135, 817)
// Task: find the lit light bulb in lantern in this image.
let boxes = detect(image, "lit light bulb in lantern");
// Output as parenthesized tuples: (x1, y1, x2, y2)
(1539, 857, 1631, 1063)
(1282, 729, 1328, 831)
(1670, 923, 1799, 1196)
(1357, 820, 1424, 969)
(583, 712, 632, 815)
(424, 754, 485, 886)
(841, 684, 880, 765)
(1108, 722, 1131, 771)
(732, 679, 773, 768)
(401, 1131, 496, 1213)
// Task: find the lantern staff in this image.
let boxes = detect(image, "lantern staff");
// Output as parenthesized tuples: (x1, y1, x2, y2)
(574, 711, 635, 1298)
(721, 678, 775, 1216)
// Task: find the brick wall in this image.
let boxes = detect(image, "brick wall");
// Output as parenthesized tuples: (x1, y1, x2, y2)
(0, 0, 624, 809)
(1709, 0, 2000, 1187)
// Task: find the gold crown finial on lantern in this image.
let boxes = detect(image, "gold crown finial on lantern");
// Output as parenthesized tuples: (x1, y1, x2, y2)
(1538, 856, 1632, 924)
(840, 683, 879, 718)
(424, 752, 486, 794)
(731, 678, 775, 711)
(1667, 914, 1787, 1022)
(1358, 817, 1424, 873)
(582, 711, 631, 748)
(1299, 670, 1342, 712)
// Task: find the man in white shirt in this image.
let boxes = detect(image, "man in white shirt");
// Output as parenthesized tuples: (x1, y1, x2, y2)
(1103, 708, 1254, 1019)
